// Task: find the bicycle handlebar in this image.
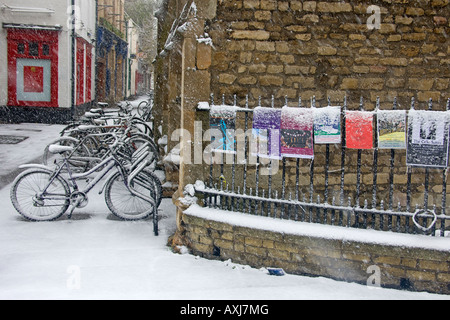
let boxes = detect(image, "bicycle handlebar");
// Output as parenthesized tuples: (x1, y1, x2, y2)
(83, 127, 132, 151)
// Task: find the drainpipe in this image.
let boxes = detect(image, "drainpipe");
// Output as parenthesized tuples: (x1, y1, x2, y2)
(124, 19, 128, 99)
(94, 0, 98, 105)
(70, 0, 76, 120)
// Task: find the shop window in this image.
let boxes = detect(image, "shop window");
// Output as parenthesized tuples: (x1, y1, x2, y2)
(29, 42, 39, 56)
(18, 43, 25, 55)
(43, 44, 50, 56)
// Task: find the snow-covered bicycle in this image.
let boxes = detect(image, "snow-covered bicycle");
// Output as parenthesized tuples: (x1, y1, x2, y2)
(42, 124, 158, 173)
(137, 93, 153, 121)
(10, 132, 162, 225)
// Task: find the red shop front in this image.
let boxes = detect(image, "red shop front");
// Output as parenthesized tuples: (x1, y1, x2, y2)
(6, 26, 60, 108)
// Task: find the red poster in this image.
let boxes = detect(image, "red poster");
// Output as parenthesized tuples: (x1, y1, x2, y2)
(23, 66, 44, 93)
(345, 111, 373, 149)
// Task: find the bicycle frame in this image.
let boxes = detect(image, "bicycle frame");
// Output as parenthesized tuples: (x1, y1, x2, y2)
(69, 155, 119, 195)
(39, 143, 154, 201)
(35, 154, 121, 204)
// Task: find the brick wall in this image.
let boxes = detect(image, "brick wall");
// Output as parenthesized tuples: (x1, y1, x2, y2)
(183, 210, 450, 295)
(209, 0, 449, 109)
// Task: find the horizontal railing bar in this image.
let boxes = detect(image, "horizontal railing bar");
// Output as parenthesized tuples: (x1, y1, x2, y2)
(196, 188, 450, 221)
(197, 107, 254, 113)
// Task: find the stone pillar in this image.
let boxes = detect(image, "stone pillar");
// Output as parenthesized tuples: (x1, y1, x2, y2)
(170, 0, 217, 249)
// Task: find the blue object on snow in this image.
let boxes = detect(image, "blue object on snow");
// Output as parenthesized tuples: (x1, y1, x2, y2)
(267, 268, 285, 276)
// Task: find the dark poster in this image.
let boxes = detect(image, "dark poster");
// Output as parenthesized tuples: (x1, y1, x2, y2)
(406, 110, 450, 168)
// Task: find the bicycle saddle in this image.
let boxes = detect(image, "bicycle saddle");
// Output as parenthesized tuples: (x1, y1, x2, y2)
(48, 144, 74, 154)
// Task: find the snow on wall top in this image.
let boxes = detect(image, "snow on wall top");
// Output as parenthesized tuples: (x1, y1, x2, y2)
(184, 203, 450, 252)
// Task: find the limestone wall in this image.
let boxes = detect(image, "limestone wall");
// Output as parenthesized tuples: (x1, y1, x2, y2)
(155, 0, 450, 210)
(183, 209, 450, 295)
(156, 0, 450, 295)
(209, 0, 449, 109)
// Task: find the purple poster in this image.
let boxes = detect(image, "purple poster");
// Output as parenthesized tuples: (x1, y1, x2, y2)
(280, 107, 314, 159)
(252, 107, 281, 159)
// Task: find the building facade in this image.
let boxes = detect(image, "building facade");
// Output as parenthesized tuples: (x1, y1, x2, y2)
(125, 17, 149, 98)
(96, 0, 129, 103)
(0, 0, 96, 123)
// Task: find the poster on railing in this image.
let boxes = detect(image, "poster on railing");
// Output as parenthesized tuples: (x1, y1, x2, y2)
(251, 107, 281, 159)
(313, 106, 341, 144)
(345, 111, 374, 149)
(280, 107, 314, 159)
(377, 110, 407, 149)
(210, 105, 236, 154)
(406, 109, 450, 168)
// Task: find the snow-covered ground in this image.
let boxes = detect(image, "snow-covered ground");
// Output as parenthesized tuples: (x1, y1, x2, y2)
(0, 183, 448, 300)
(0, 123, 66, 189)
(0, 123, 449, 300)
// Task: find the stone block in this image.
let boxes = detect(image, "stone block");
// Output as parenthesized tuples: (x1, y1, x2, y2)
(318, 46, 338, 56)
(259, 75, 284, 86)
(243, 0, 260, 9)
(303, 1, 317, 12)
(261, 0, 277, 10)
(405, 7, 425, 16)
(380, 58, 408, 66)
(255, 10, 272, 21)
(408, 78, 435, 91)
(317, 2, 352, 13)
(238, 76, 257, 85)
(340, 78, 359, 90)
(219, 73, 237, 84)
(255, 41, 276, 52)
(197, 43, 212, 70)
(231, 30, 270, 40)
(290, 1, 303, 11)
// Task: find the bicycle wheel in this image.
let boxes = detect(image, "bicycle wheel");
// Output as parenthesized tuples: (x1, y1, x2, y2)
(130, 117, 153, 136)
(137, 101, 150, 117)
(104, 171, 162, 221)
(10, 169, 70, 221)
(119, 134, 159, 170)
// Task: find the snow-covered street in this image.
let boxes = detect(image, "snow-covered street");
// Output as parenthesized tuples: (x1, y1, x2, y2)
(0, 123, 448, 300)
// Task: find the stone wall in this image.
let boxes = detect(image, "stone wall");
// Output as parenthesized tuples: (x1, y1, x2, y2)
(183, 209, 450, 295)
(209, 0, 449, 109)
(156, 0, 450, 296)
(168, 0, 450, 211)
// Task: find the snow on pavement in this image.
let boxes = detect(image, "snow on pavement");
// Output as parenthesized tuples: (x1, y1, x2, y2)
(0, 123, 65, 188)
(0, 183, 448, 300)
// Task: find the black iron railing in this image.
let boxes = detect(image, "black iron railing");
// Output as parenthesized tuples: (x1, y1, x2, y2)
(194, 95, 450, 237)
